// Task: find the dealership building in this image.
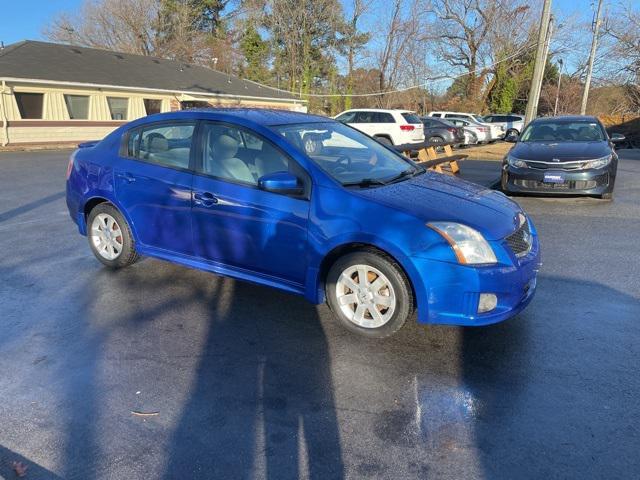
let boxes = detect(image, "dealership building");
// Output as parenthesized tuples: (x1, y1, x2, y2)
(0, 40, 304, 148)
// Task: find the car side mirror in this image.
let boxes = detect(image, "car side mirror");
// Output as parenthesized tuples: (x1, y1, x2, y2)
(505, 132, 519, 143)
(258, 171, 303, 195)
(610, 133, 625, 142)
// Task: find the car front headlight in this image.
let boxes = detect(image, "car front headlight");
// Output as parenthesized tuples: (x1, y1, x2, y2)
(582, 154, 612, 169)
(427, 222, 498, 265)
(507, 154, 527, 168)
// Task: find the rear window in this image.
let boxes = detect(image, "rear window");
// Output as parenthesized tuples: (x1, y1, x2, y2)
(401, 112, 422, 124)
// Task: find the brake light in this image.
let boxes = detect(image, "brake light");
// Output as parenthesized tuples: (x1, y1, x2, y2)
(66, 150, 77, 179)
(400, 125, 415, 131)
(447, 127, 457, 133)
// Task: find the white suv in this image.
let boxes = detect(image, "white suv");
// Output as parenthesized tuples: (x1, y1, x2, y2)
(334, 109, 425, 145)
(428, 111, 504, 141)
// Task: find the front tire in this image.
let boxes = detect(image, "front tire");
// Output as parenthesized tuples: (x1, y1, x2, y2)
(326, 250, 413, 338)
(87, 203, 139, 268)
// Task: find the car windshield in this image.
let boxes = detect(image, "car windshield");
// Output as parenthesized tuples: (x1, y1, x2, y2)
(473, 115, 486, 123)
(520, 121, 606, 142)
(271, 121, 422, 187)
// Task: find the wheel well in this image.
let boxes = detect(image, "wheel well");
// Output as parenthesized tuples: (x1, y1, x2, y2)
(83, 197, 109, 219)
(318, 243, 416, 307)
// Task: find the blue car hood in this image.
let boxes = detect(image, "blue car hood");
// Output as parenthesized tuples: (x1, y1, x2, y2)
(511, 141, 611, 160)
(354, 172, 522, 240)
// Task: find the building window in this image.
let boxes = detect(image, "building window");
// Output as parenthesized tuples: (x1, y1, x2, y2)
(14, 92, 44, 119)
(143, 99, 162, 115)
(180, 101, 210, 110)
(107, 97, 129, 120)
(64, 94, 90, 119)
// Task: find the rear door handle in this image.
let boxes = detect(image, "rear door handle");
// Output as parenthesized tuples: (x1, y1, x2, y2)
(193, 191, 218, 207)
(116, 172, 136, 183)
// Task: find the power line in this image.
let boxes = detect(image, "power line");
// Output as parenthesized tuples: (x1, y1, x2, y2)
(244, 41, 539, 99)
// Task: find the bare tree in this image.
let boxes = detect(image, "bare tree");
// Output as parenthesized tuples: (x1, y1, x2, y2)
(373, 0, 430, 108)
(45, 0, 161, 55)
(343, 0, 370, 109)
(430, 0, 533, 107)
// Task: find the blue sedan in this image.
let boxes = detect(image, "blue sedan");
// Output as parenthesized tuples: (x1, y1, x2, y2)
(66, 109, 540, 337)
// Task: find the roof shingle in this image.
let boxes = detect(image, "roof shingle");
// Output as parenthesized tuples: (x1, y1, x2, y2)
(0, 40, 298, 102)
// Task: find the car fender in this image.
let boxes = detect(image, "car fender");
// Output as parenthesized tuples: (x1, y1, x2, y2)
(304, 231, 428, 317)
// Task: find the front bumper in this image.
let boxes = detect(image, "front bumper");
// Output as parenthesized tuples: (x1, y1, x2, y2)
(411, 236, 541, 326)
(503, 165, 614, 195)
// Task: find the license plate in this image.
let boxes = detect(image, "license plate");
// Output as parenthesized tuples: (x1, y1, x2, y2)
(543, 172, 565, 183)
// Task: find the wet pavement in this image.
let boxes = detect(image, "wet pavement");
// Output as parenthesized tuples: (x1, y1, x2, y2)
(0, 150, 639, 479)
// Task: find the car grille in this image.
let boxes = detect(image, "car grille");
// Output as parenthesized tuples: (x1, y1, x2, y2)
(505, 220, 532, 257)
(524, 160, 586, 171)
(513, 173, 609, 191)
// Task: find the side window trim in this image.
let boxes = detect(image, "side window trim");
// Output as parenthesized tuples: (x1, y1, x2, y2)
(194, 120, 311, 200)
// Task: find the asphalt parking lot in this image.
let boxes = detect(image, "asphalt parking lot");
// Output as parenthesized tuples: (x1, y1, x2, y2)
(1, 149, 639, 479)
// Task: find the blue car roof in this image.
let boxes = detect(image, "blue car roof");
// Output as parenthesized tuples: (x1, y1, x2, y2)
(143, 108, 330, 126)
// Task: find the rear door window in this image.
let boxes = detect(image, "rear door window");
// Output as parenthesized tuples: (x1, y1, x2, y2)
(375, 112, 395, 123)
(355, 111, 375, 123)
(127, 122, 195, 169)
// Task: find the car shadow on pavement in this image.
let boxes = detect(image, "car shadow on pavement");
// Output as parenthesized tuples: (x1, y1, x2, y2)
(159, 274, 344, 479)
(84, 257, 345, 480)
(0, 191, 65, 224)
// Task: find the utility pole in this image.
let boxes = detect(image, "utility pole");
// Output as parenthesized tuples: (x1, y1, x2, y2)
(524, 0, 553, 125)
(554, 58, 563, 116)
(580, 0, 604, 115)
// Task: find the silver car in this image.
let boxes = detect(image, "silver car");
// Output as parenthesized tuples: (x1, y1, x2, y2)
(447, 118, 491, 143)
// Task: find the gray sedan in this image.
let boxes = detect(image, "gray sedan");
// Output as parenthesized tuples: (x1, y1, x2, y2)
(421, 117, 466, 146)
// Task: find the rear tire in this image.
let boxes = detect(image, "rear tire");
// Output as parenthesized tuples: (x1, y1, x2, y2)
(375, 136, 393, 146)
(326, 250, 413, 338)
(87, 203, 139, 269)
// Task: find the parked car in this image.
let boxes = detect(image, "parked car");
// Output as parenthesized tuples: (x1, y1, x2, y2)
(483, 114, 525, 137)
(462, 128, 479, 146)
(334, 109, 425, 146)
(66, 109, 539, 338)
(447, 118, 491, 143)
(427, 111, 504, 141)
(501, 115, 624, 199)
(421, 117, 465, 146)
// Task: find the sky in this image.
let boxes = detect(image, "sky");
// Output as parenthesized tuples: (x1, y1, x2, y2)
(0, 0, 589, 46)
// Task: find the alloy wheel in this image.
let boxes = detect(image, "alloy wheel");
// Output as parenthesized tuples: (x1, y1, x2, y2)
(90, 213, 124, 260)
(335, 264, 396, 328)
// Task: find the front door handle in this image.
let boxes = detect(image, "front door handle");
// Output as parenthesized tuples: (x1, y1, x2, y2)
(194, 191, 218, 207)
(116, 172, 136, 183)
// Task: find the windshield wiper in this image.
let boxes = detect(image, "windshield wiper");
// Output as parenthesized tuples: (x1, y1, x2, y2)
(387, 168, 418, 184)
(343, 178, 388, 188)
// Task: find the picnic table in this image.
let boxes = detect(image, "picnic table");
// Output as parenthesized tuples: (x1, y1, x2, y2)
(392, 140, 467, 174)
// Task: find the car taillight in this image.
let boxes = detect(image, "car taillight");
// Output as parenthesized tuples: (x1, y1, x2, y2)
(400, 125, 415, 131)
(447, 127, 457, 133)
(66, 150, 77, 179)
